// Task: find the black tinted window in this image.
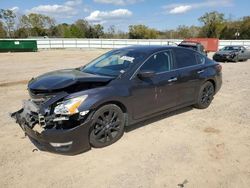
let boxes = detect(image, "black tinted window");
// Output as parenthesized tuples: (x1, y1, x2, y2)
(140, 51, 172, 73)
(174, 48, 196, 68)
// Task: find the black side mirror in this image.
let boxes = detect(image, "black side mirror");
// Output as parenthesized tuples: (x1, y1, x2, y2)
(137, 70, 155, 79)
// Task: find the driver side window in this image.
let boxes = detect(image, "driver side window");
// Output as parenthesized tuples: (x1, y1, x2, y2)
(140, 51, 172, 73)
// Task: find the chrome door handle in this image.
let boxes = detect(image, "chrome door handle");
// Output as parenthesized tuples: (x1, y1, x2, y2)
(168, 77, 177, 82)
(197, 70, 204, 74)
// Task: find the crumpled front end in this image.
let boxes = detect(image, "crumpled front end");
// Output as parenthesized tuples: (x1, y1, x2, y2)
(11, 92, 93, 155)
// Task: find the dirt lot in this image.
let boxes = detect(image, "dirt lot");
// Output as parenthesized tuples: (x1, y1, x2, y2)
(0, 49, 250, 188)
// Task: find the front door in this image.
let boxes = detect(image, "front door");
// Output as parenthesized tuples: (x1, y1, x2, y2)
(131, 50, 179, 119)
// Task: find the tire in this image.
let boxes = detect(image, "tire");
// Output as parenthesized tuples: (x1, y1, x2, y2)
(89, 104, 125, 148)
(194, 82, 215, 109)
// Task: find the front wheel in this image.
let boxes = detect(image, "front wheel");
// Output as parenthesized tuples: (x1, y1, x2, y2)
(194, 82, 215, 109)
(232, 55, 239, 63)
(89, 104, 125, 148)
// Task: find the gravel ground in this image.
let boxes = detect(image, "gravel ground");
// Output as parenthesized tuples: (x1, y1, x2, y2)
(0, 49, 249, 188)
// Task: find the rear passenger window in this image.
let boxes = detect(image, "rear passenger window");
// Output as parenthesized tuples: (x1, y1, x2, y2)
(196, 53, 205, 64)
(174, 48, 196, 68)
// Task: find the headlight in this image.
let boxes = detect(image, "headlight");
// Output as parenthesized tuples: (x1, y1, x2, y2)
(54, 95, 88, 115)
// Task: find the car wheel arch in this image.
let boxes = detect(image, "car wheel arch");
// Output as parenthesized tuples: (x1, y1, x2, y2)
(88, 100, 129, 127)
(204, 79, 216, 91)
(94, 100, 128, 113)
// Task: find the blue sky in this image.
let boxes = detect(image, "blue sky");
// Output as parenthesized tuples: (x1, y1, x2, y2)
(0, 0, 249, 31)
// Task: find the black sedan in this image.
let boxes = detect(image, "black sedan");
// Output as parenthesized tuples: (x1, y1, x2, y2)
(213, 45, 250, 62)
(11, 46, 222, 155)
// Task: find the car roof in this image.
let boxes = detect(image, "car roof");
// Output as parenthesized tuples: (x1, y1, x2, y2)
(178, 43, 198, 47)
(116, 45, 180, 55)
(179, 41, 200, 46)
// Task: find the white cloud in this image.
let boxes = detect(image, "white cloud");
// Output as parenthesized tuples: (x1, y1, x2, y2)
(93, 0, 142, 6)
(164, 0, 233, 14)
(85, 9, 132, 24)
(169, 5, 192, 14)
(29, 5, 75, 15)
(27, 0, 82, 18)
(64, 0, 82, 6)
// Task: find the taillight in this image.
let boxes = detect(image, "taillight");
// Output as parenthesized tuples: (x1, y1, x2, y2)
(216, 64, 222, 72)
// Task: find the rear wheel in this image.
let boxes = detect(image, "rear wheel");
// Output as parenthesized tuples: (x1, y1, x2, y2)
(89, 104, 125, 148)
(194, 82, 215, 109)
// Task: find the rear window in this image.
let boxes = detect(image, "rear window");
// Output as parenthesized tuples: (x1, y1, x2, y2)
(173, 48, 197, 68)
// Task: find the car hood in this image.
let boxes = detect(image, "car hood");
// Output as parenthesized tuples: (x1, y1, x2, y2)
(28, 69, 114, 94)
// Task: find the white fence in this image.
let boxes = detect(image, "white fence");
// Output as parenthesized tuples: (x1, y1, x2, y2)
(36, 38, 183, 49)
(2, 38, 250, 50)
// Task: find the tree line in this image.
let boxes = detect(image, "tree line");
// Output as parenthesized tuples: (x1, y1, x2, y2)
(0, 9, 250, 39)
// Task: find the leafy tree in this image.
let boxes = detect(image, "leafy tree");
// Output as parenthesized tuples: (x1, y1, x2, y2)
(75, 19, 89, 37)
(0, 21, 6, 37)
(91, 24, 104, 38)
(1, 9, 250, 40)
(54, 23, 69, 37)
(24, 13, 55, 29)
(239, 16, 250, 39)
(69, 24, 84, 38)
(14, 28, 28, 38)
(220, 21, 239, 39)
(18, 13, 55, 37)
(175, 25, 201, 39)
(198, 11, 225, 38)
(129, 25, 158, 39)
(0, 9, 16, 37)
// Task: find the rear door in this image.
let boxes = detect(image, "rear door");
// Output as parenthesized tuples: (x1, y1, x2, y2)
(172, 48, 204, 105)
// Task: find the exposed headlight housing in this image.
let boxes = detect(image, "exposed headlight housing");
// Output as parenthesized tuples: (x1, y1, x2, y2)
(54, 95, 88, 115)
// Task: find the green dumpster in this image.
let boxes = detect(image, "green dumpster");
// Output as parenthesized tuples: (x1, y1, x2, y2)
(0, 40, 38, 52)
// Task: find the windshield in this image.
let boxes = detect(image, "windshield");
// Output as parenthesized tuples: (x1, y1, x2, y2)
(223, 46, 240, 51)
(81, 49, 146, 77)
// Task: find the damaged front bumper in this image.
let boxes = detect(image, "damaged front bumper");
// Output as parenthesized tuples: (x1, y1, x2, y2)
(11, 99, 93, 155)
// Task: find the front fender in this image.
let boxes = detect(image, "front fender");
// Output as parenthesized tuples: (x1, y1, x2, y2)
(70, 86, 132, 114)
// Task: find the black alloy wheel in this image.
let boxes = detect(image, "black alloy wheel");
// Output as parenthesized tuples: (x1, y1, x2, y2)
(195, 82, 215, 109)
(89, 104, 125, 148)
